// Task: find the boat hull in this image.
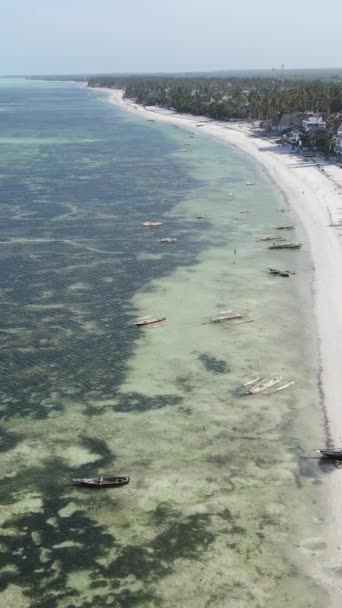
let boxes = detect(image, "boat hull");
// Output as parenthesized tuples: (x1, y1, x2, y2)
(268, 244, 302, 250)
(135, 317, 166, 327)
(73, 476, 130, 488)
(317, 450, 342, 460)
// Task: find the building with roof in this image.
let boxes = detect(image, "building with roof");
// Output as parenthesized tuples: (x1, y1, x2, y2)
(302, 113, 327, 133)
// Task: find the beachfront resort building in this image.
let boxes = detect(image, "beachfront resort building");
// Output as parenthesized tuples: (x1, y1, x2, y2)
(302, 113, 327, 133)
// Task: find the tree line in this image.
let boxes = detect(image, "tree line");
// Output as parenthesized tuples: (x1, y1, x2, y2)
(87, 76, 342, 128)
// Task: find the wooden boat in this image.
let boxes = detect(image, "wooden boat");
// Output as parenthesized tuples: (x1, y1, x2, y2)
(142, 221, 163, 228)
(246, 377, 281, 394)
(196, 215, 207, 220)
(267, 268, 290, 277)
(257, 235, 286, 242)
(160, 237, 177, 243)
(268, 243, 302, 250)
(317, 449, 342, 460)
(134, 316, 166, 327)
(73, 475, 130, 488)
(276, 225, 295, 230)
(210, 312, 244, 323)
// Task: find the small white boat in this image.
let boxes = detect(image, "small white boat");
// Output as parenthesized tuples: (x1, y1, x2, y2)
(142, 221, 163, 228)
(160, 237, 177, 243)
(245, 181, 256, 186)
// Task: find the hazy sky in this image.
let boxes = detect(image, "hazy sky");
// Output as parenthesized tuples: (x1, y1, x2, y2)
(1, 0, 341, 74)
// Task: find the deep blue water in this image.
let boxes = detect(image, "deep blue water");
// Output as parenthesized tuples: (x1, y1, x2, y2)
(0, 82, 205, 413)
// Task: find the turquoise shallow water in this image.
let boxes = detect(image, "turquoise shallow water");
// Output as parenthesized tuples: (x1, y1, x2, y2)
(0, 80, 331, 607)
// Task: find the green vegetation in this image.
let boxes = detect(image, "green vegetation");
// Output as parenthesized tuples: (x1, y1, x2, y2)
(88, 75, 342, 125)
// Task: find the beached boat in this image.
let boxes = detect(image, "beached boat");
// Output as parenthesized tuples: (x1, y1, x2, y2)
(268, 243, 302, 250)
(134, 315, 166, 327)
(276, 225, 295, 230)
(142, 221, 163, 227)
(246, 377, 281, 394)
(160, 237, 177, 243)
(73, 475, 130, 488)
(317, 449, 342, 460)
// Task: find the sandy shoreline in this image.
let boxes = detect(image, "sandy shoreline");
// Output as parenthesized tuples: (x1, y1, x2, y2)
(96, 87, 342, 598)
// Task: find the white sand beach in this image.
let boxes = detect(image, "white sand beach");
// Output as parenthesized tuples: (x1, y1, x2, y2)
(100, 88, 342, 599)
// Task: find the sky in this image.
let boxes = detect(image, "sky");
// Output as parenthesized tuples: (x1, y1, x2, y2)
(0, 0, 341, 75)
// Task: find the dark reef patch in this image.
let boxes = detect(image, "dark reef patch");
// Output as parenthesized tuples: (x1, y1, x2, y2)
(80, 436, 115, 469)
(176, 373, 194, 393)
(0, 428, 22, 453)
(198, 353, 230, 374)
(113, 391, 183, 413)
(0, 492, 114, 607)
(0, 483, 220, 607)
(105, 511, 216, 583)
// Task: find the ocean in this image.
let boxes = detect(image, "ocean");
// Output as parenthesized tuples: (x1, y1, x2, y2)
(0, 79, 330, 607)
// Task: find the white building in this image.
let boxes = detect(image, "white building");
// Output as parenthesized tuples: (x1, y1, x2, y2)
(302, 113, 327, 133)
